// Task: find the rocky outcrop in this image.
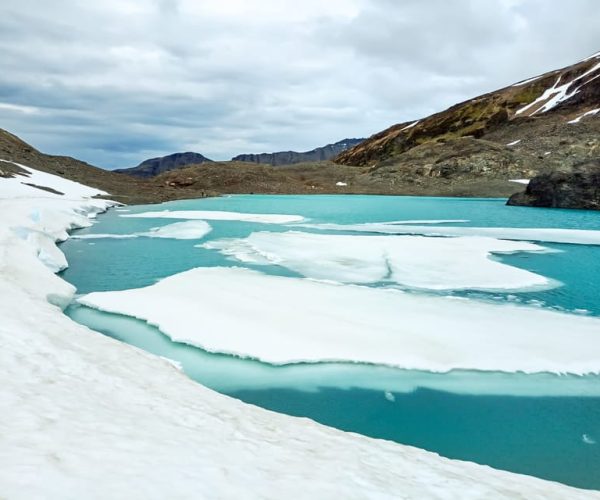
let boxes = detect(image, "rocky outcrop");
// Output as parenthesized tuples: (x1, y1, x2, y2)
(232, 138, 364, 166)
(507, 159, 600, 210)
(116, 152, 213, 178)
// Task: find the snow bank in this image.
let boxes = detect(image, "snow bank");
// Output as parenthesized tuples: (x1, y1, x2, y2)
(122, 209, 304, 224)
(79, 267, 600, 374)
(73, 220, 212, 240)
(5, 166, 594, 498)
(202, 231, 554, 291)
(0, 159, 107, 198)
(297, 222, 600, 245)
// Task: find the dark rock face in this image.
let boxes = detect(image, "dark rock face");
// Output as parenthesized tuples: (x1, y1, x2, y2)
(116, 152, 213, 178)
(232, 138, 364, 166)
(508, 159, 600, 210)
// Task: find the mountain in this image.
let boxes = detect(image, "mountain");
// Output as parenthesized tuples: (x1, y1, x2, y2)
(115, 152, 213, 178)
(232, 138, 365, 166)
(334, 51, 600, 201)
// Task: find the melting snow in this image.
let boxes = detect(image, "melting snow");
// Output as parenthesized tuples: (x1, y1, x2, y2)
(202, 231, 555, 291)
(79, 266, 600, 374)
(2, 164, 599, 498)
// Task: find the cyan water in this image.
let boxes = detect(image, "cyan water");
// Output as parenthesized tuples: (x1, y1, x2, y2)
(60, 195, 600, 489)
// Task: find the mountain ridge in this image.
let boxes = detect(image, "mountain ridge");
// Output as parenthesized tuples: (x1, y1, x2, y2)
(232, 138, 364, 165)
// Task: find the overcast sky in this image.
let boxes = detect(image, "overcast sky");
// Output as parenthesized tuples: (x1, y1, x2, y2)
(1, 0, 599, 169)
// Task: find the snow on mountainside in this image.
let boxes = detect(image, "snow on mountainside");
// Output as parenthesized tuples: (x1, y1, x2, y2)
(2, 164, 599, 498)
(335, 51, 600, 180)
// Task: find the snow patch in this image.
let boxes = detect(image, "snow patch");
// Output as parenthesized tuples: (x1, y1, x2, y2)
(401, 120, 420, 131)
(79, 266, 600, 374)
(0, 159, 107, 198)
(567, 108, 600, 124)
(509, 179, 530, 185)
(506, 140, 521, 146)
(202, 231, 555, 291)
(516, 62, 600, 116)
(335, 181, 347, 187)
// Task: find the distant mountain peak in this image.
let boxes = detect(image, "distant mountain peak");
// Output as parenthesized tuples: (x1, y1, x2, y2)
(232, 138, 365, 166)
(116, 151, 213, 178)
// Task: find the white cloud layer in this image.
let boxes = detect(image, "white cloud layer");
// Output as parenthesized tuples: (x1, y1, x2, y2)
(0, 0, 599, 167)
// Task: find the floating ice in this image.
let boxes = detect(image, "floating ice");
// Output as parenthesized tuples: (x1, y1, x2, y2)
(79, 267, 600, 374)
(296, 222, 600, 246)
(122, 210, 304, 224)
(73, 220, 212, 240)
(202, 231, 555, 291)
(583, 434, 597, 445)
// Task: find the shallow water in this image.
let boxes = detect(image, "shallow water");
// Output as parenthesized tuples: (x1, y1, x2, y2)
(60, 195, 600, 489)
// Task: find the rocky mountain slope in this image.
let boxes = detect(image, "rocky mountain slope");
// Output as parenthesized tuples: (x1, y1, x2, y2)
(232, 138, 364, 165)
(115, 152, 213, 178)
(335, 51, 600, 200)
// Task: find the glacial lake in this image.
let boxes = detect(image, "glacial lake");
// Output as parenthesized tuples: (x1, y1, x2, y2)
(60, 194, 600, 489)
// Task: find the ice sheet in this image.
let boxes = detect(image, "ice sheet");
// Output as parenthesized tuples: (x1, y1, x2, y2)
(202, 231, 555, 291)
(79, 267, 600, 374)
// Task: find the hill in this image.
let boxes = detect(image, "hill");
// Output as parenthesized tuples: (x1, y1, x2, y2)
(115, 152, 213, 178)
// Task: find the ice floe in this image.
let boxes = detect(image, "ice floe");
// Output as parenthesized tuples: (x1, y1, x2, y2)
(79, 267, 600, 374)
(68, 305, 600, 398)
(296, 222, 600, 245)
(72, 220, 212, 240)
(122, 210, 304, 224)
(202, 231, 555, 291)
(5, 170, 594, 497)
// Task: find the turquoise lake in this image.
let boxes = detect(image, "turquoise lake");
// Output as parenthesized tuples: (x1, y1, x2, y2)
(60, 195, 600, 489)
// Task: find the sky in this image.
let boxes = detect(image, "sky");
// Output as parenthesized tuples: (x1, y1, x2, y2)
(1, 0, 599, 169)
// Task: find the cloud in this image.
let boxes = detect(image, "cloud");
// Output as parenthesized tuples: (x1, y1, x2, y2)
(0, 0, 598, 168)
